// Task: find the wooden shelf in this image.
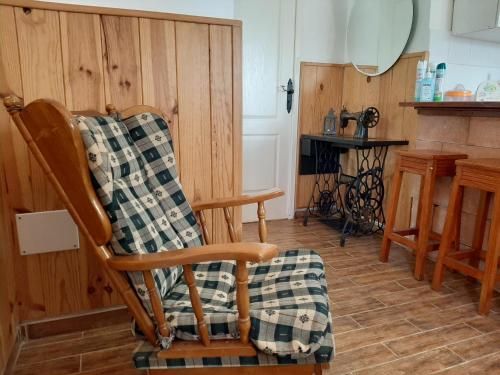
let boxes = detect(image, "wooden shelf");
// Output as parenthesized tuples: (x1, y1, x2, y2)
(400, 101, 500, 117)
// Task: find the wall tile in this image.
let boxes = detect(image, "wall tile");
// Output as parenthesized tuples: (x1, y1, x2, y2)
(468, 117, 500, 148)
(417, 116, 469, 144)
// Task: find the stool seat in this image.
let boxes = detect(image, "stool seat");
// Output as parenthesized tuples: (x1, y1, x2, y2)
(381, 149, 467, 280)
(432, 158, 500, 315)
(456, 158, 500, 173)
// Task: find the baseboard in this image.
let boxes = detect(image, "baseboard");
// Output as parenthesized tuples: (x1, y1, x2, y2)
(21, 305, 131, 339)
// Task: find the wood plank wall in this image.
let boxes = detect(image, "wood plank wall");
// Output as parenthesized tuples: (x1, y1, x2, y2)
(296, 52, 428, 228)
(0, 1, 242, 339)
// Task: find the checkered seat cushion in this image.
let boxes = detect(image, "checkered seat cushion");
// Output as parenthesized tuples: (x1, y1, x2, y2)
(162, 249, 333, 359)
(76, 113, 203, 317)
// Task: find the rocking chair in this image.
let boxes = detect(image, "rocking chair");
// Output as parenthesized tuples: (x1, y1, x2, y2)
(1, 92, 334, 373)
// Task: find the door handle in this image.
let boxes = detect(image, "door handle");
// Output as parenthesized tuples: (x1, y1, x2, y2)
(280, 78, 294, 113)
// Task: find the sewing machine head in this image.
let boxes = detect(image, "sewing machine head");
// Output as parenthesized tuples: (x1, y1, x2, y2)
(339, 106, 380, 139)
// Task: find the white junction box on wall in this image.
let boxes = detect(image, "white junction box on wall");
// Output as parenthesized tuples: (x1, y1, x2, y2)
(16, 210, 80, 255)
(452, 0, 500, 42)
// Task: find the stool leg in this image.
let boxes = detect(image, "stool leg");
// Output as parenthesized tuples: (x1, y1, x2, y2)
(414, 176, 425, 243)
(380, 165, 404, 262)
(414, 164, 437, 280)
(470, 191, 491, 268)
(432, 176, 463, 291)
(479, 192, 500, 315)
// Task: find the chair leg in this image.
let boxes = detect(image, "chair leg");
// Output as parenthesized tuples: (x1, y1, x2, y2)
(470, 191, 491, 268)
(414, 165, 437, 280)
(380, 166, 404, 262)
(479, 192, 500, 315)
(432, 176, 463, 291)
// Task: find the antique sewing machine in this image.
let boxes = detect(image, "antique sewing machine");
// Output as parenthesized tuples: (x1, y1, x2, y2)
(339, 106, 380, 139)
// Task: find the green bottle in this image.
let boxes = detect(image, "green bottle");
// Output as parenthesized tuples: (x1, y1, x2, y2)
(434, 63, 446, 102)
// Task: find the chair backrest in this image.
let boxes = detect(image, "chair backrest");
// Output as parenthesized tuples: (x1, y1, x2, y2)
(14, 98, 113, 245)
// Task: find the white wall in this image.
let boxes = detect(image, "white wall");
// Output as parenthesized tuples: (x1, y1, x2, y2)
(295, 0, 350, 64)
(405, 0, 431, 53)
(39, 0, 234, 18)
(428, 0, 500, 92)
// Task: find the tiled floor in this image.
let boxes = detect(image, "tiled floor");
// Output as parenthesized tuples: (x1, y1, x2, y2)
(10, 219, 500, 374)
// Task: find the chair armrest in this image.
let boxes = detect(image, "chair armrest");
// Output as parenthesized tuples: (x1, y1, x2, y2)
(191, 188, 284, 211)
(107, 242, 278, 271)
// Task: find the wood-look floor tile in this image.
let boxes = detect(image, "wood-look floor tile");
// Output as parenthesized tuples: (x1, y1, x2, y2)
(14, 355, 80, 375)
(335, 320, 420, 353)
(431, 289, 499, 310)
(351, 269, 414, 285)
(80, 363, 145, 375)
(407, 303, 480, 331)
(447, 330, 500, 360)
(354, 348, 463, 375)
(326, 264, 375, 278)
(333, 316, 361, 334)
(433, 352, 500, 374)
(465, 312, 500, 333)
(375, 285, 454, 306)
(385, 323, 480, 357)
(330, 281, 405, 303)
(332, 297, 385, 317)
(327, 255, 379, 269)
(83, 322, 131, 338)
(326, 344, 396, 375)
(17, 329, 137, 366)
(351, 301, 441, 327)
(81, 343, 140, 371)
(326, 277, 357, 291)
(22, 331, 83, 349)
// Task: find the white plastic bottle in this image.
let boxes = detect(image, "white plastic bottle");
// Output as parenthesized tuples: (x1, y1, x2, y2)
(420, 69, 435, 102)
(414, 60, 427, 101)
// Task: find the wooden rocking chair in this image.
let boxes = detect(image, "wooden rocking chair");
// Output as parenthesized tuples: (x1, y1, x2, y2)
(0, 82, 333, 373)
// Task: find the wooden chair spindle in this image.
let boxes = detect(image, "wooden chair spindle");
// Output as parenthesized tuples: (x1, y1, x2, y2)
(197, 210, 212, 245)
(236, 260, 251, 344)
(183, 264, 211, 346)
(223, 207, 237, 242)
(143, 270, 171, 338)
(257, 202, 267, 243)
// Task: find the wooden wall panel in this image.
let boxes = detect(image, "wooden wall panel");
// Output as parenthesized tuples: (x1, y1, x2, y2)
(175, 22, 213, 237)
(295, 63, 344, 209)
(210, 25, 233, 243)
(0, 6, 20, 368)
(232, 25, 243, 239)
(139, 18, 179, 163)
(0, 2, 242, 329)
(101, 15, 142, 109)
(60, 12, 105, 112)
(15, 7, 85, 320)
(60, 11, 122, 310)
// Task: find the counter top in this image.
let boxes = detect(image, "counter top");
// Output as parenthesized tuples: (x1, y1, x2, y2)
(400, 101, 500, 117)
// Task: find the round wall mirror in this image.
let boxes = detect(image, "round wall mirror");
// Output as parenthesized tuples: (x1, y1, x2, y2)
(347, 0, 413, 76)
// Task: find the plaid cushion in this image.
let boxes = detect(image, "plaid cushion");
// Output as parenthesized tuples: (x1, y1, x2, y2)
(76, 114, 202, 317)
(161, 249, 333, 359)
(133, 322, 333, 369)
(122, 113, 202, 249)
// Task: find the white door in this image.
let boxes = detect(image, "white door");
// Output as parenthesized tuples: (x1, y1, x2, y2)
(235, 0, 296, 222)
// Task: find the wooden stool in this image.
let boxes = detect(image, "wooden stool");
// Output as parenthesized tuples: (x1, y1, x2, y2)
(432, 159, 500, 315)
(380, 150, 467, 280)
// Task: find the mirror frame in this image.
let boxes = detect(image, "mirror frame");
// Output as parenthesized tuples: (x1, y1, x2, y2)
(347, 0, 414, 77)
